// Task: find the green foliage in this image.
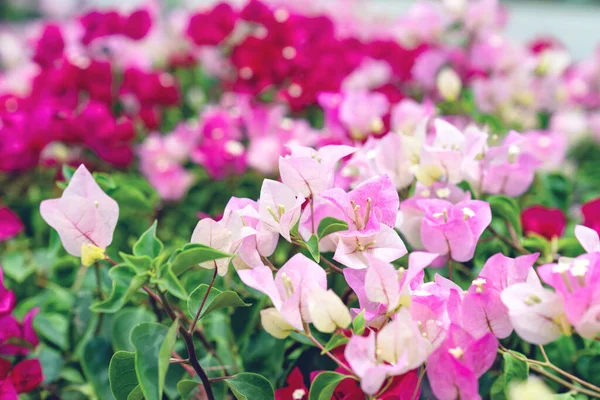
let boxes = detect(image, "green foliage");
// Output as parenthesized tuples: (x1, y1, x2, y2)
(130, 321, 178, 400)
(309, 371, 349, 400)
(170, 243, 233, 275)
(224, 373, 275, 400)
(317, 217, 349, 239)
(187, 284, 251, 321)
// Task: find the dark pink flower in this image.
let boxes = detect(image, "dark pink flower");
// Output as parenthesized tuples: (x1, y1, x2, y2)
(0, 358, 44, 398)
(275, 368, 307, 400)
(582, 198, 600, 236)
(521, 205, 566, 240)
(33, 25, 65, 68)
(0, 207, 24, 242)
(187, 3, 237, 46)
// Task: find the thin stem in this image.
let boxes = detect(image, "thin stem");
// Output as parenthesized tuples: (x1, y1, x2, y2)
(310, 196, 316, 235)
(261, 256, 278, 272)
(156, 291, 215, 400)
(94, 263, 104, 334)
(410, 365, 426, 400)
(499, 347, 600, 397)
(105, 255, 118, 266)
(529, 365, 600, 398)
(488, 226, 531, 255)
(321, 257, 344, 274)
(189, 268, 218, 335)
(208, 375, 232, 382)
(448, 259, 453, 281)
(303, 324, 355, 376)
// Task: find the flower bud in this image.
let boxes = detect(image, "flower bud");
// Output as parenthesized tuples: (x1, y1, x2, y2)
(81, 243, 106, 267)
(437, 67, 462, 102)
(261, 308, 295, 339)
(308, 287, 351, 333)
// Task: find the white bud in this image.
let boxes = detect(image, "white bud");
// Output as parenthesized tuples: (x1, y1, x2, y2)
(437, 67, 462, 102)
(308, 287, 351, 333)
(260, 308, 295, 339)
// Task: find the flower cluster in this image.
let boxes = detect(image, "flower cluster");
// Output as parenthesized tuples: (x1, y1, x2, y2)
(0, 270, 42, 398)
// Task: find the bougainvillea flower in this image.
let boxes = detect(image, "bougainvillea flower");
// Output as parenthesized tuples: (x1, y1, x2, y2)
(426, 323, 498, 400)
(582, 197, 600, 236)
(0, 358, 44, 399)
(575, 225, 600, 253)
(0, 308, 39, 356)
(344, 332, 408, 395)
(40, 165, 119, 256)
(457, 253, 540, 339)
(321, 175, 400, 232)
(501, 282, 566, 344)
(333, 224, 407, 269)
(279, 144, 356, 198)
(258, 179, 305, 242)
(241, 254, 327, 331)
(186, 3, 238, 46)
(418, 199, 491, 262)
(275, 367, 307, 400)
(0, 207, 23, 242)
(0, 269, 15, 317)
(536, 254, 600, 338)
(521, 205, 566, 240)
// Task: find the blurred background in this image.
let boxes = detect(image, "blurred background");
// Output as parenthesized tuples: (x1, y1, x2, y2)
(1, 0, 600, 59)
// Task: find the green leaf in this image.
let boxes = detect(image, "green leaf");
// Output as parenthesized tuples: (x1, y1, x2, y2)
(93, 172, 117, 191)
(112, 308, 157, 352)
(352, 310, 365, 335)
(224, 372, 275, 400)
(156, 262, 188, 300)
(170, 243, 233, 276)
(177, 379, 202, 399)
(109, 351, 139, 400)
(1, 251, 33, 283)
(306, 235, 320, 263)
(502, 352, 529, 397)
(309, 371, 348, 400)
(90, 266, 148, 313)
(133, 221, 163, 259)
(81, 337, 113, 400)
(62, 164, 76, 182)
(317, 217, 348, 239)
(131, 321, 178, 400)
(321, 332, 349, 355)
(34, 313, 69, 350)
(120, 252, 153, 274)
(187, 284, 250, 321)
(128, 385, 144, 400)
(488, 195, 523, 236)
(558, 237, 584, 258)
(490, 375, 506, 400)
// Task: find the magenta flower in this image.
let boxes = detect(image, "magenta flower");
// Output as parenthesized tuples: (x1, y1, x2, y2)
(418, 199, 491, 262)
(187, 3, 238, 46)
(0, 358, 43, 399)
(40, 165, 119, 256)
(575, 225, 600, 254)
(427, 324, 498, 400)
(0, 308, 39, 356)
(0, 207, 24, 242)
(0, 269, 16, 317)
